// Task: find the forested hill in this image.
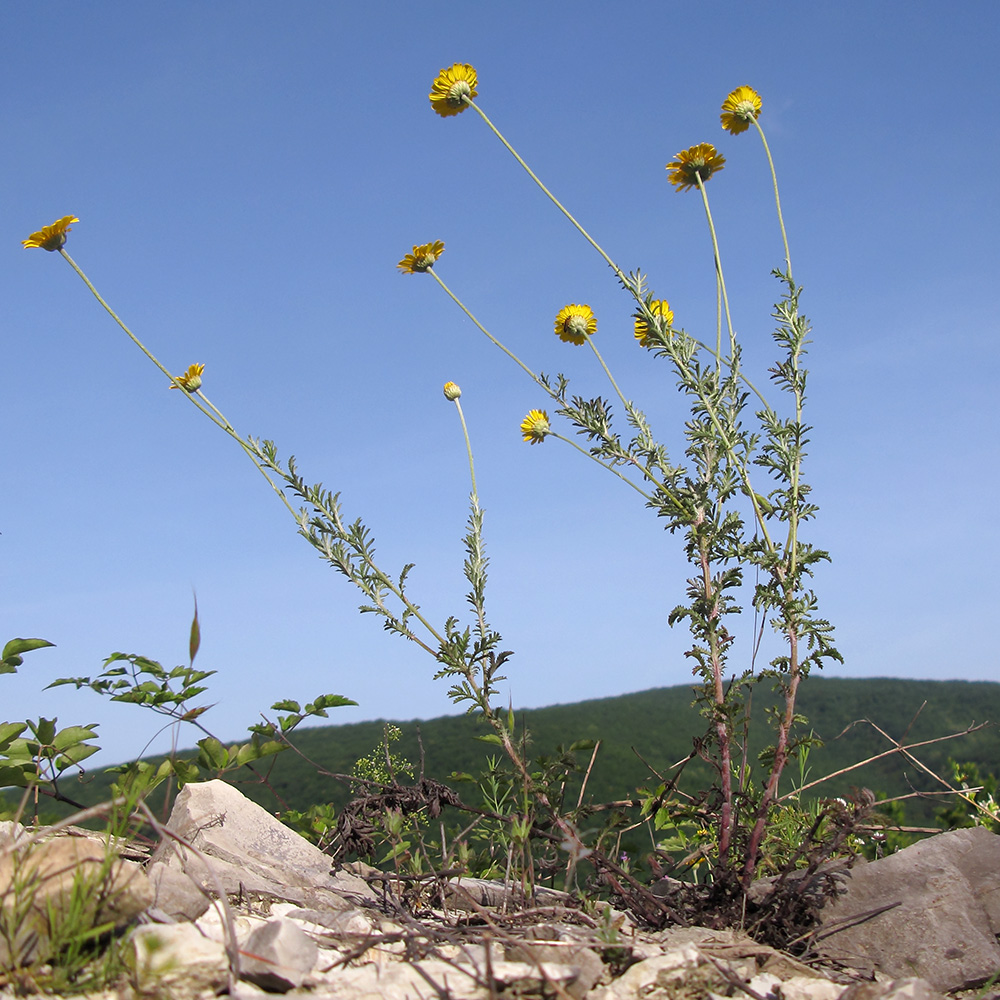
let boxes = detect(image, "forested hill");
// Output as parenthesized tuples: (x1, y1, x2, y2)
(17, 677, 1000, 827)
(250, 676, 999, 822)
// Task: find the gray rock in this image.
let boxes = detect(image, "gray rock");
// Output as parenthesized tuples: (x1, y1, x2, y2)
(503, 925, 606, 999)
(840, 978, 948, 1000)
(815, 827, 1000, 992)
(147, 861, 212, 921)
(240, 917, 319, 992)
(927, 825, 1000, 930)
(280, 904, 377, 936)
(443, 875, 568, 911)
(149, 779, 379, 912)
(0, 834, 152, 967)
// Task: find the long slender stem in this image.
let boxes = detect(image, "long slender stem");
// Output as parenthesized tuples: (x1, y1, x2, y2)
(61, 250, 175, 383)
(753, 119, 792, 278)
(549, 432, 656, 501)
(715, 270, 723, 374)
(698, 534, 733, 860)
(587, 338, 629, 414)
(430, 269, 540, 383)
(451, 395, 492, 682)
(695, 177, 736, 359)
(463, 98, 630, 289)
(453, 397, 478, 499)
(786, 283, 805, 577)
(58, 250, 297, 517)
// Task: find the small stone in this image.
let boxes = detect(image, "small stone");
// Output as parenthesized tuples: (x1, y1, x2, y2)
(240, 916, 319, 992)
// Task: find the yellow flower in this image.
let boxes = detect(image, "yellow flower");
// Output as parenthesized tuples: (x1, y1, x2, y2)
(170, 363, 205, 392)
(520, 409, 550, 445)
(22, 215, 79, 251)
(554, 304, 596, 346)
(666, 144, 726, 192)
(443, 381, 462, 400)
(397, 240, 445, 274)
(634, 300, 674, 347)
(429, 63, 478, 117)
(720, 86, 762, 135)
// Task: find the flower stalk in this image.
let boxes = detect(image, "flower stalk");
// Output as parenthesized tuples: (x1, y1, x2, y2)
(56, 248, 297, 517)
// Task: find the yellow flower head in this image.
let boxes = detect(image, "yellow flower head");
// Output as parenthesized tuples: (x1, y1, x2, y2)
(520, 409, 550, 445)
(397, 240, 445, 274)
(554, 304, 596, 346)
(170, 363, 205, 393)
(22, 215, 79, 251)
(720, 86, 762, 135)
(666, 144, 726, 192)
(634, 300, 674, 347)
(429, 63, 478, 117)
(443, 381, 462, 400)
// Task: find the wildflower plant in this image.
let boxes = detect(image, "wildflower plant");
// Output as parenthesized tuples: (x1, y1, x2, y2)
(402, 73, 840, 893)
(23, 72, 839, 909)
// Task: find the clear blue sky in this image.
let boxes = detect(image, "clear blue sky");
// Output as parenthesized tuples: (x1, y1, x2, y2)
(4, 2, 998, 769)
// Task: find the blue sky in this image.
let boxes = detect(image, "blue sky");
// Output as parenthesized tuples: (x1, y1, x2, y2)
(4, 2, 998, 770)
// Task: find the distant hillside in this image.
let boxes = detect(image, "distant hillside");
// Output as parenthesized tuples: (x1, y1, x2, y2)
(19, 677, 999, 830)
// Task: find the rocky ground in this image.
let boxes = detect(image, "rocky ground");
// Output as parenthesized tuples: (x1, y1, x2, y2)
(3, 780, 1000, 999)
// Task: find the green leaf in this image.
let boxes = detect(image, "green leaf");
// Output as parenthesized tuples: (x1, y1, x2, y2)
(32, 717, 57, 747)
(0, 738, 34, 765)
(196, 737, 230, 771)
(46, 676, 92, 690)
(172, 758, 202, 786)
(305, 694, 358, 715)
(2, 638, 56, 661)
(52, 725, 100, 751)
(236, 739, 285, 766)
(55, 743, 100, 769)
(1, 637, 55, 672)
(0, 721, 27, 750)
(0, 764, 33, 787)
(189, 599, 201, 663)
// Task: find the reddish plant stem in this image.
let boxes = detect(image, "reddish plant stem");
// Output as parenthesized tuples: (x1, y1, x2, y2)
(741, 626, 800, 887)
(699, 535, 733, 862)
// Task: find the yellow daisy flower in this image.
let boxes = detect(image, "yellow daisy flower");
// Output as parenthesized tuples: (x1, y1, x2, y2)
(666, 144, 726, 192)
(720, 86, 762, 135)
(22, 215, 79, 251)
(397, 240, 445, 274)
(634, 300, 674, 347)
(429, 63, 478, 117)
(170, 363, 205, 392)
(443, 381, 462, 400)
(520, 409, 550, 445)
(554, 304, 597, 346)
